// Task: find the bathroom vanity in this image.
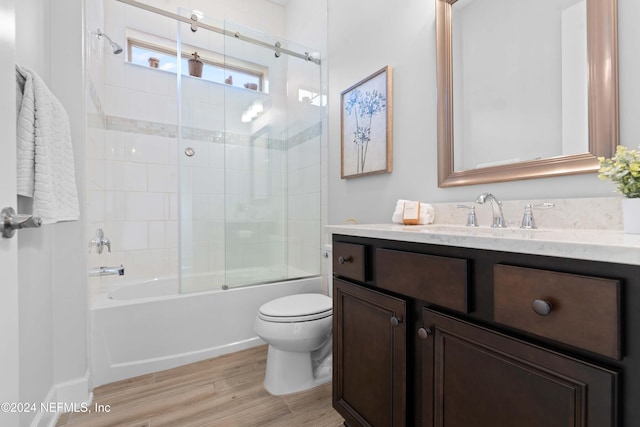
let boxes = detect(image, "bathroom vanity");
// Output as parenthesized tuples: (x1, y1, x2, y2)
(328, 224, 640, 427)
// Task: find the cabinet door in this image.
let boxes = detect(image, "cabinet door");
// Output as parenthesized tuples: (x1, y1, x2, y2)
(333, 278, 407, 427)
(421, 309, 618, 427)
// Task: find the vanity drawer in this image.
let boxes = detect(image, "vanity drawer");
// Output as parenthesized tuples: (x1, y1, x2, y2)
(333, 242, 366, 282)
(376, 248, 468, 312)
(494, 264, 621, 360)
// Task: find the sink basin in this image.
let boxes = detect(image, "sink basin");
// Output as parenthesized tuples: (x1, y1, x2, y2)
(418, 224, 552, 237)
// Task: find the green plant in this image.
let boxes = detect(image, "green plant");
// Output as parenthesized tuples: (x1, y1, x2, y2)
(598, 145, 640, 198)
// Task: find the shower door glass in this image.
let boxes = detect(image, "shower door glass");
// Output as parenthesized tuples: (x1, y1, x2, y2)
(178, 11, 322, 293)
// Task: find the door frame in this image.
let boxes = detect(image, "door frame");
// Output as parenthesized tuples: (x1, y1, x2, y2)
(0, 1, 22, 426)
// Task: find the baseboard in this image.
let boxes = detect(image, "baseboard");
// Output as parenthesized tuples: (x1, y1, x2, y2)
(30, 371, 92, 427)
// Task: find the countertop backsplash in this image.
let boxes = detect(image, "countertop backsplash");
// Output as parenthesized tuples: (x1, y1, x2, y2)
(431, 196, 623, 231)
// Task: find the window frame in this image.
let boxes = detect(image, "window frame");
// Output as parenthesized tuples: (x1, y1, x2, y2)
(126, 34, 268, 92)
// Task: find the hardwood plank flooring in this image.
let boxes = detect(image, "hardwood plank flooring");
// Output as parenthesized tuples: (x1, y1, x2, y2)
(56, 346, 344, 427)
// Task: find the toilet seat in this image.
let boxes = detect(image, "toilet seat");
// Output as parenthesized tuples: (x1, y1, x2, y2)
(258, 294, 332, 323)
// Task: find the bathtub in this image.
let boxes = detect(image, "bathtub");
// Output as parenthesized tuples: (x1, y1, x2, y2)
(91, 276, 322, 387)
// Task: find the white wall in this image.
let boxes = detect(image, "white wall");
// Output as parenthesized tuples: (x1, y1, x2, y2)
(49, 0, 89, 394)
(15, 3, 55, 426)
(327, 0, 637, 225)
(13, 0, 89, 426)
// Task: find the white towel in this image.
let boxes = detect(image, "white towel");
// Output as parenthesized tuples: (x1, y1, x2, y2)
(16, 65, 80, 224)
(16, 66, 34, 197)
(391, 199, 435, 225)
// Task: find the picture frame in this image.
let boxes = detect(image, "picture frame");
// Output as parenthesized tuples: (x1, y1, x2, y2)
(341, 66, 393, 179)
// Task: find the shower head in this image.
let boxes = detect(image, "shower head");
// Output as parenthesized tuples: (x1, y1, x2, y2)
(95, 29, 123, 55)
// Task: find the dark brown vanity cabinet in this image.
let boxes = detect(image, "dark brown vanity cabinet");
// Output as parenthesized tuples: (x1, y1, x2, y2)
(421, 309, 618, 427)
(333, 278, 407, 427)
(332, 234, 635, 427)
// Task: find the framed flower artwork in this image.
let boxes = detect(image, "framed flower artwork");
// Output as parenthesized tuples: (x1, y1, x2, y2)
(340, 66, 393, 178)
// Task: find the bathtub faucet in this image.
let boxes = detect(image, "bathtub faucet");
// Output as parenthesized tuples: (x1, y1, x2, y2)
(89, 265, 125, 277)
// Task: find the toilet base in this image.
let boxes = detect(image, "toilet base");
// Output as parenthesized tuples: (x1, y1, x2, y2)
(263, 346, 332, 396)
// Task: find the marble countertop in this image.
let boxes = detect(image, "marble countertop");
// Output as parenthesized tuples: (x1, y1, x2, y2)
(326, 223, 640, 266)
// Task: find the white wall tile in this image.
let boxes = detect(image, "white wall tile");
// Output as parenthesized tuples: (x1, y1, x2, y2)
(169, 193, 179, 220)
(86, 158, 106, 191)
(165, 221, 179, 247)
(106, 191, 126, 220)
(125, 134, 171, 164)
(104, 85, 148, 120)
(191, 167, 224, 194)
(125, 192, 166, 220)
(104, 0, 126, 27)
(208, 142, 225, 169)
(104, 54, 125, 87)
(109, 221, 149, 251)
(87, 129, 105, 160)
(209, 194, 225, 221)
(124, 249, 174, 280)
(192, 194, 211, 220)
(147, 92, 178, 125)
(105, 160, 147, 191)
(86, 190, 106, 223)
(125, 63, 154, 92)
(148, 69, 177, 97)
(124, 5, 175, 41)
(148, 221, 166, 248)
(148, 164, 178, 193)
(225, 144, 251, 170)
(105, 131, 126, 161)
(225, 169, 250, 195)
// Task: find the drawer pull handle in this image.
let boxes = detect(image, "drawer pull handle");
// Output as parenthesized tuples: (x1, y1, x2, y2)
(532, 299, 553, 316)
(390, 316, 403, 327)
(338, 256, 352, 264)
(417, 327, 432, 339)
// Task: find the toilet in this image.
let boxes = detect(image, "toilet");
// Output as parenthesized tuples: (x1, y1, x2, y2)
(254, 292, 333, 395)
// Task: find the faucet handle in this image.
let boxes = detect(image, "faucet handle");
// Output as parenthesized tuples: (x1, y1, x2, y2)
(457, 205, 479, 227)
(103, 237, 111, 253)
(520, 203, 555, 229)
(89, 228, 112, 254)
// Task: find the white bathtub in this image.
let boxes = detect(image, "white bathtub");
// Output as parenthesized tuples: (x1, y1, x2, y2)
(91, 276, 322, 387)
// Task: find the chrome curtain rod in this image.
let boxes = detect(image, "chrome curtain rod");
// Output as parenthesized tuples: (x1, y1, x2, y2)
(115, 0, 321, 65)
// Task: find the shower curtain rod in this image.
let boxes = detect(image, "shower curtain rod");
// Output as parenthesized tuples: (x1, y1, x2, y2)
(115, 0, 321, 65)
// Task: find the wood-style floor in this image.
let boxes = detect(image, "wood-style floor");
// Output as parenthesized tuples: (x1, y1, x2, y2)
(56, 345, 344, 427)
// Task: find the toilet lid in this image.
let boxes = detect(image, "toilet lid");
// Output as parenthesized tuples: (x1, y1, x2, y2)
(258, 294, 332, 323)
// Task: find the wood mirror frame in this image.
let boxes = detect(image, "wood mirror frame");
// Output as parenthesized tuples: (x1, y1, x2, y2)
(436, 0, 619, 188)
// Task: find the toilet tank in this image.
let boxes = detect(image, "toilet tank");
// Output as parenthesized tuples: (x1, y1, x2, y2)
(322, 244, 333, 297)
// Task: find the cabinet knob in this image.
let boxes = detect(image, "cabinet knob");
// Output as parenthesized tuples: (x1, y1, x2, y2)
(390, 316, 403, 327)
(532, 299, 553, 316)
(338, 255, 352, 265)
(418, 327, 432, 340)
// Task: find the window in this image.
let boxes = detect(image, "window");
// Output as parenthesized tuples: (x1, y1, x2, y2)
(126, 32, 267, 92)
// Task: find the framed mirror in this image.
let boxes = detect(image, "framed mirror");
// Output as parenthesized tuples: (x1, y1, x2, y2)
(436, 0, 618, 187)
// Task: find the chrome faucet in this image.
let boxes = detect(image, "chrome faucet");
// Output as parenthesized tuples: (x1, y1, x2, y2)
(89, 265, 125, 277)
(475, 193, 506, 228)
(89, 228, 111, 254)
